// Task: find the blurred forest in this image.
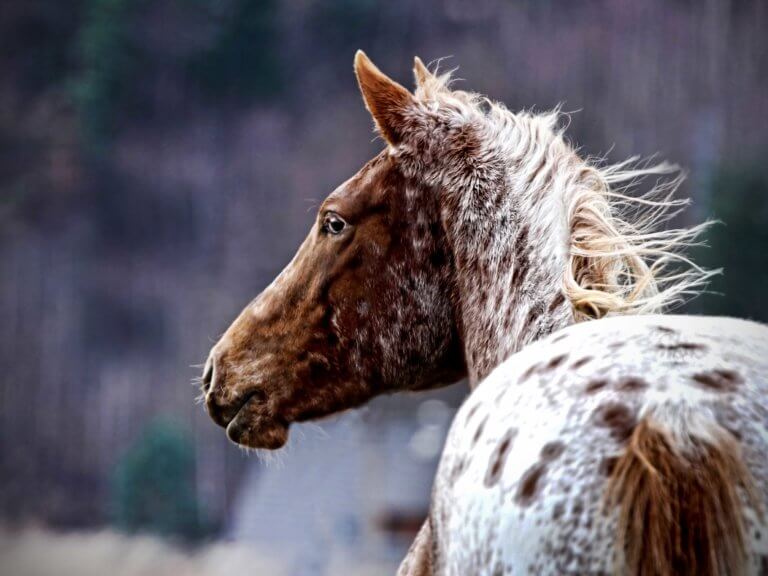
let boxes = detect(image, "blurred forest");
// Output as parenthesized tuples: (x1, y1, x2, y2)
(1, 0, 767, 543)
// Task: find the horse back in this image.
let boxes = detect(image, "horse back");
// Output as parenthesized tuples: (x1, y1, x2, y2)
(431, 315, 768, 575)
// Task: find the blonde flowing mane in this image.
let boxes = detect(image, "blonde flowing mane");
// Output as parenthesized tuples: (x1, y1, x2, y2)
(564, 158, 715, 320)
(415, 65, 715, 322)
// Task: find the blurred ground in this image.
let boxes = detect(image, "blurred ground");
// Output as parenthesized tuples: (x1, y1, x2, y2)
(0, 527, 402, 576)
(1, 528, 286, 576)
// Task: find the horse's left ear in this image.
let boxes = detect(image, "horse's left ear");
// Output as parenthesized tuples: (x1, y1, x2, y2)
(354, 50, 415, 146)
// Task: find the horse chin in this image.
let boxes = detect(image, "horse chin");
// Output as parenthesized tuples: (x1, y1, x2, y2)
(226, 402, 289, 450)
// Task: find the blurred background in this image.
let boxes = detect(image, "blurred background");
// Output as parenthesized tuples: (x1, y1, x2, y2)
(1, 1, 766, 574)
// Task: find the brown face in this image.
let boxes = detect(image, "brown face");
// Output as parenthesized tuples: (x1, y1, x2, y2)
(202, 152, 466, 449)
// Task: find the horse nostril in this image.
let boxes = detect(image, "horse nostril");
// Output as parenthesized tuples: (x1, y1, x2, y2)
(202, 357, 214, 392)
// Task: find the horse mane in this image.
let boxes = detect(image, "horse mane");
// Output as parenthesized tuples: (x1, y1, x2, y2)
(414, 66, 715, 321)
(563, 157, 714, 320)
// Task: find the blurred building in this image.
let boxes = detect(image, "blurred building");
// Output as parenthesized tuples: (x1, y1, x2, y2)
(228, 393, 458, 575)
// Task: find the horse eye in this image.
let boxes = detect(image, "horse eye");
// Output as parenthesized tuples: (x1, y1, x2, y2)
(323, 213, 347, 235)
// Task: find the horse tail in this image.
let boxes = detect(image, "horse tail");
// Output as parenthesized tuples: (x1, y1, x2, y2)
(606, 407, 760, 576)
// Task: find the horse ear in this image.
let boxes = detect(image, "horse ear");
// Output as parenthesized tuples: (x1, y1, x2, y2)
(354, 50, 414, 146)
(413, 56, 436, 88)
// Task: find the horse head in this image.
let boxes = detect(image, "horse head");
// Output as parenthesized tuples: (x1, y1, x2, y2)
(201, 53, 467, 449)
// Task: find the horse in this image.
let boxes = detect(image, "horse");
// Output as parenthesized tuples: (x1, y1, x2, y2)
(200, 51, 768, 575)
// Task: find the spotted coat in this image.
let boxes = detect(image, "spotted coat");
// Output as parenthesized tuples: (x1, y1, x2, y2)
(427, 315, 768, 575)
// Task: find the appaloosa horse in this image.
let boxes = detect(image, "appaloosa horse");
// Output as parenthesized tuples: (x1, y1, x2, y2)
(201, 52, 768, 575)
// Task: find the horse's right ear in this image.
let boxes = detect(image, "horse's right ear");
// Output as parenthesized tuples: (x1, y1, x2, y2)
(354, 50, 415, 146)
(413, 56, 436, 88)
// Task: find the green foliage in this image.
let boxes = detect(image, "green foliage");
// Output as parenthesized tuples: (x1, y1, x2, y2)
(696, 165, 768, 321)
(73, 0, 146, 148)
(112, 421, 211, 542)
(73, 0, 286, 146)
(187, 0, 283, 102)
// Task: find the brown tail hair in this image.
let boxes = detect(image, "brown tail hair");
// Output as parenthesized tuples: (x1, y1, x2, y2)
(606, 414, 761, 576)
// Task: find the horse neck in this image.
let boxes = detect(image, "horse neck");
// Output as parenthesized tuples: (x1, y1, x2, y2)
(441, 121, 577, 387)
